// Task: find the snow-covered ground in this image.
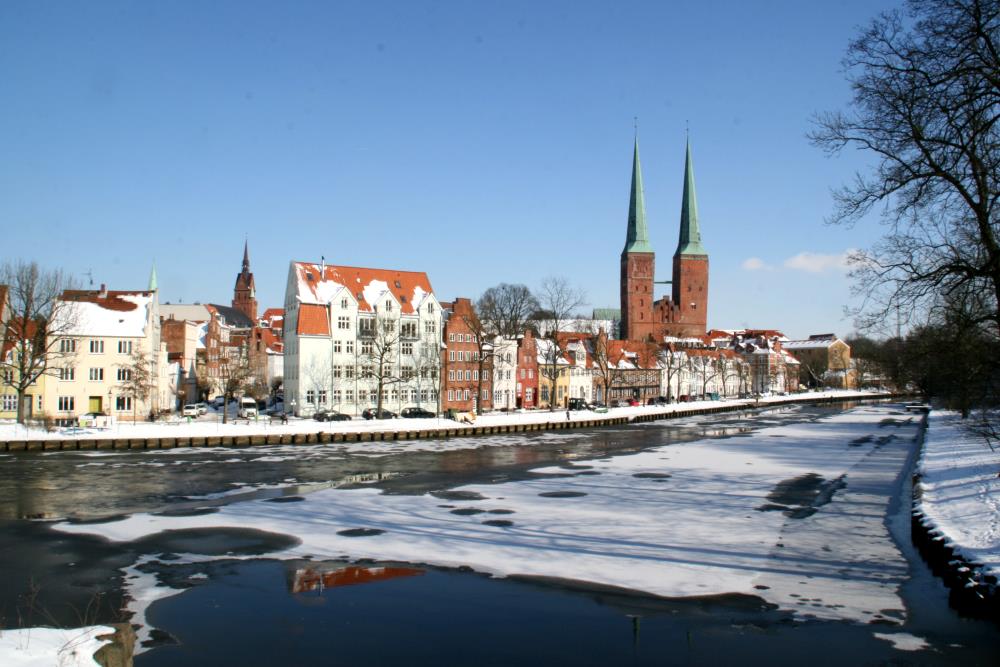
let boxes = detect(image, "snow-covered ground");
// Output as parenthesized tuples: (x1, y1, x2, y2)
(0, 390, 886, 443)
(55, 402, 923, 636)
(0, 625, 114, 667)
(916, 411, 1000, 581)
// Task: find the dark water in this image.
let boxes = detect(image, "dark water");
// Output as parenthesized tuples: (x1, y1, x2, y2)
(1, 401, 997, 665)
(134, 559, 995, 667)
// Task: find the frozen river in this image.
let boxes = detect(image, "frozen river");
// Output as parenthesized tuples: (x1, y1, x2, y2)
(0, 401, 996, 665)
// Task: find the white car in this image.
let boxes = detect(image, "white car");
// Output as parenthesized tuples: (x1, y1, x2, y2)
(182, 404, 200, 417)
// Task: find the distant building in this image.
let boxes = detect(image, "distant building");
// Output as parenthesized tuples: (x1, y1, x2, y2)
(784, 334, 852, 389)
(441, 298, 491, 413)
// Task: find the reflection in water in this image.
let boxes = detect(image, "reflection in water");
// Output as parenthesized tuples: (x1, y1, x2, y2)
(289, 565, 423, 594)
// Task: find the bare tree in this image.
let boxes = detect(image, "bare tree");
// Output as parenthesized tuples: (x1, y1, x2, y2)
(590, 332, 626, 406)
(687, 352, 721, 398)
(360, 313, 402, 416)
(459, 305, 496, 416)
(659, 345, 687, 402)
(535, 276, 586, 411)
(811, 0, 1000, 338)
(218, 340, 253, 424)
(303, 350, 331, 415)
(413, 333, 441, 414)
(117, 348, 153, 422)
(0, 261, 78, 424)
(477, 283, 539, 338)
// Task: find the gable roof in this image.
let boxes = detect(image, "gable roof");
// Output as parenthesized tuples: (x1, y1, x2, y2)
(297, 303, 330, 336)
(293, 262, 433, 315)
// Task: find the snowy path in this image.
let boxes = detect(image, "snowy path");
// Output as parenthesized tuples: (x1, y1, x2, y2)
(55, 403, 923, 629)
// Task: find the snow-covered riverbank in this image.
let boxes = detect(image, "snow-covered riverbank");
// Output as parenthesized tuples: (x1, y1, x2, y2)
(0, 390, 889, 444)
(914, 411, 1000, 607)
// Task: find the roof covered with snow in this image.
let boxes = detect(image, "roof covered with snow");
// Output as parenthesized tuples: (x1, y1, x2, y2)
(293, 262, 434, 315)
(57, 290, 153, 338)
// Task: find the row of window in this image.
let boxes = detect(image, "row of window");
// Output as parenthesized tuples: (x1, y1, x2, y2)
(448, 350, 481, 362)
(448, 333, 478, 343)
(446, 389, 489, 402)
(55, 367, 132, 382)
(304, 388, 437, 404)
(333, 296, 437, 315)
(55, 396, 133, 412)
(58, 340, 135, 354)
(447, 369, 489, 382)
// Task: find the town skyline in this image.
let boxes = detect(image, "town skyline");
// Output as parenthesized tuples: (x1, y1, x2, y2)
(1, 0, 901, 340)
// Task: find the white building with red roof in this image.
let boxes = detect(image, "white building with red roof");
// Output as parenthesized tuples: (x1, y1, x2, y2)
(283, 261, 442, 417)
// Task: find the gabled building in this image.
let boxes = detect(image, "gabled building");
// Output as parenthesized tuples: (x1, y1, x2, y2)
(441, 298, 491, 413)
(514, 330, 538, 409)
(283, 261, 441, 417)
(784, 334, 852, 389)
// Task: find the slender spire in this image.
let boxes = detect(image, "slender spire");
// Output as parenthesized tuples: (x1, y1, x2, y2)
(675, 138, 707, 256)
(623, 137, 653, 254)
(242, 239, 250, 272)
(148, 261, 158, 292)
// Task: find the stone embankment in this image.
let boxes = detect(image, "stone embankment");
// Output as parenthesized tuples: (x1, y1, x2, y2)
(0, 392, 899, 452)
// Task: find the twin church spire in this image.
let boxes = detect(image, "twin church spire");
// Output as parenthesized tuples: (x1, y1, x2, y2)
(622, 136, 706, 258)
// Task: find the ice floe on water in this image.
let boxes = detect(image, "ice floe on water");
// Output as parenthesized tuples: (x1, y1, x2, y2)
(55, 404, 922, 629)
(871, 632, 931, 651)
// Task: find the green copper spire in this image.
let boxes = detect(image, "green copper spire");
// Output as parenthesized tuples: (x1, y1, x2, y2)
(675, 139, 707, 256)
(623, 137, 653, 254)
(148, 261, 158, 292)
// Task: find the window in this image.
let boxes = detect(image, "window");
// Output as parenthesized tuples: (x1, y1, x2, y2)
(306, 390, 315, 404)
(115, 395, 132, 411)
(401, 342, 413, 355)
(506, 370, 512, 380)
(341, 298, 348, 309)
(346, 341, 354, 354)
(318, 390, 327, 405)
(89, 368, 104, 381)
(465, 351, 472, 362)
(482, 389, 488, 400)
(344, 366, 354, 379)
(338, 316, 350, 330)
(448, 390, 454, 401)
(464, 389, 470, 401)
(448, 333, 455, 342)
(116, 368, 131, 382)
(401, 322, 417, 338)
(449, 351, 455, 362)
(541, 387, 549, 402)
(528, 369, 534, 379)
(448, 370, 455, 381)
(359, 318, 375, 336)
(117, 340, 133, 354)
(369, 389, 378, 402)
(1, 395, 16, 411)
(472, 351, 478, 361)
(465, 370, 471, 381)
(420, 389, 429, 402)
(2, 369, 12, 384)
(385, 300, 393, 312)
(58, 396, 75, 412)
(332, 389, 342, 403)
(361, 341, 373, 355)
(390, 389, 398, 401)
(333, 341, 342, 353)
(332, 366, 342, 378)
(424, 321, 435, 333)
(345, 389, 354, 402)
(427, 303, 434, 314)
(59, 339, 76, 353)
(520, 369, 525, 379)
(89, 340, 104, 354)
(402, 366, 414, 380)
(464, 334, 471, 343)
(472, 370, 478, 381)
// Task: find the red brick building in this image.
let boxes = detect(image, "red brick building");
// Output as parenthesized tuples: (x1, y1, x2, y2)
(441, 298, 492, 413)
(515, 329, 538, 409)
(621, 138, 709, 341)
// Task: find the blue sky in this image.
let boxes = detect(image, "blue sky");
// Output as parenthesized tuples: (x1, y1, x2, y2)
(0, 0, 898, 339)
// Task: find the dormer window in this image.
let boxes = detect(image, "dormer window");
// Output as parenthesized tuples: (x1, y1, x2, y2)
(386, 301, 393, 312)
(394, 280, 401, 289)
(341, 298, 348, 309)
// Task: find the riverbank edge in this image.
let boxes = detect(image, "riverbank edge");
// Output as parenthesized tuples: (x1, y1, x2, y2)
(911, 412, 999, 620)
(0, 391, 902, 452)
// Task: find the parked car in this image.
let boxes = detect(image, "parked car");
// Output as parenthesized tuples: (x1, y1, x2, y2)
(567, 398, 589, 411)
(192, 402, 208, 415)
(182, 404, 200, 417)
(314, 409, 351, 422)
(400, 407, 435, 418)
(361, 408, 397, 420)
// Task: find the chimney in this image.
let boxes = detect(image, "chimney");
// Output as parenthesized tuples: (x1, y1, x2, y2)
(98, 283, 107, 298)
(320, 256, 326, 274)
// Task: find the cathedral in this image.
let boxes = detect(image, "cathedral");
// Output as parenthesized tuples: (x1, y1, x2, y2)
(620, 138, 708, 341)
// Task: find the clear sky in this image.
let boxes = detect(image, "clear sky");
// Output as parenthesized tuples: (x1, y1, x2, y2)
(0, 0, 899, 339)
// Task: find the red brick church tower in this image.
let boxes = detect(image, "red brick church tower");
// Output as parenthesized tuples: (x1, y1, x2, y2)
(621, 138, 709, 341)
(232, 240, 258, 322)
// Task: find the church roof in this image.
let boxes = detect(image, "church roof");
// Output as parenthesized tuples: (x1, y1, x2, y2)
(675, 139, 707, 257)
(623, 138, 653, 254)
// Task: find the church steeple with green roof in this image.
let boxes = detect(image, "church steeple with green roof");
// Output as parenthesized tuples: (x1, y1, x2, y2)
(675, 138, 707, 256)
(623, 137, 653, 254)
